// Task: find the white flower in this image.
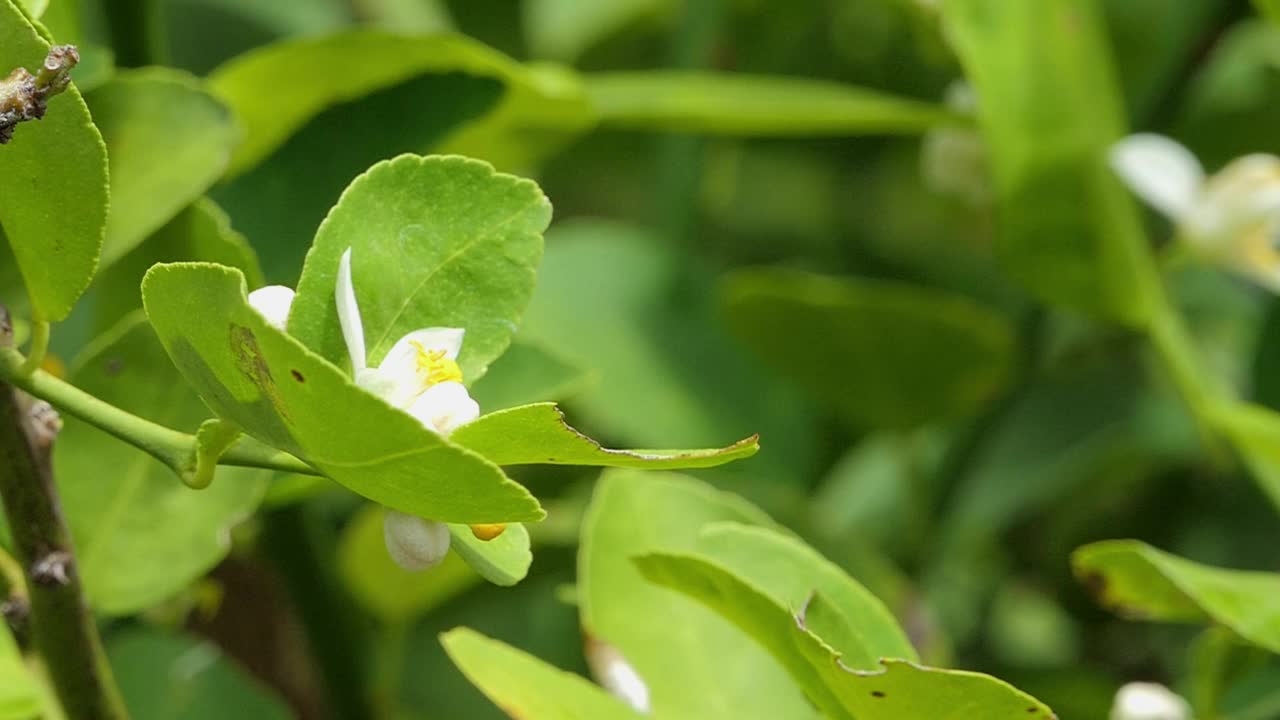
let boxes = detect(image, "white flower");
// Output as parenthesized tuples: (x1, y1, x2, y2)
(585, 637, 651, 714)
(246, 285, 295, 331)
(383, 510, 450, 571)
(335, 247, 483, 571)
(335, 247, 479, 434)
(1109, 682, 1191, 720)
(1111, 133, 1280, 291)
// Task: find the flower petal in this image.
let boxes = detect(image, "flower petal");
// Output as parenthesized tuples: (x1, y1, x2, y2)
(383, 510, 451, 572)
(1110, 682, 1190, 720)
(406, 381, 480, 436)
(246, 285, 295, 331)
(1110, 134, 1205, 221)
(336, 247, 368, 373)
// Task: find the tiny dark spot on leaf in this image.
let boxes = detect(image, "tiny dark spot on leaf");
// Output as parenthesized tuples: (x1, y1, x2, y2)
(1027, 708, 1037, 713)
(1081, 571, 1106, 597)
(104, 358, 123, 376)
(291, 369, 305, 383)
(871, 691, 885, 698)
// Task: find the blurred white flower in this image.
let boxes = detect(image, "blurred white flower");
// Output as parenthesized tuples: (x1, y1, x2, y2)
(1111, 133, 1280, 291)
(246, 285, 295, 331)
(382, 510, 450, 572)
(585, 636, 651, 714)
(1109, 682, 1191, 720)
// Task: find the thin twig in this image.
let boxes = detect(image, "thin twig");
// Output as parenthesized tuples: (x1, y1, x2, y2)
(0, 45, 79, 145)
(0, 308, 128, 720)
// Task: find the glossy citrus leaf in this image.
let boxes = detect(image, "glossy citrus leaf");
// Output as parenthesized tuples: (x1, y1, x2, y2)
(442, 627, 645, 720)
(1073, 539, 1280, 653)
(208, 30, 592, 176)
(85, 69, 239, 268)
(57, 313, 269, 614)
(449, 521, 532, 587)
(288, 154, 551, 384)
(141, 261, 543, 523)
(585, 71, 956, 135)
(722, 267, 1013, 429)
(450, 402, 759, 469)
(579, 472, 820, 720)
(636, 550, 1057, 719)
(0, 0, 108, 321)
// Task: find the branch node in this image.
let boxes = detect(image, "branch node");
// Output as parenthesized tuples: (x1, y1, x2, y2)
(30, 551, 72, 587)
(26, 399, 61, 450)
(0, 45, 79, 144)
(1, 597, 30, 645)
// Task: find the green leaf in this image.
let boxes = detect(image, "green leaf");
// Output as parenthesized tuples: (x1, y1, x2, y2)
(635, 550, 1057, 719)
(208, 30, 593, 176)
(338, 504, 481, 621)
(141, 261, 543, 523)
(1210, 402, 1280, 510)
(449, 521, 532, 587)
(442, 627, 645, 720)
(1254, 0, 1280, 26)
(585, 71, 956, 135)
(469, 339, 589, 411)
(93, 197, 263, 333)
(0, 0, 108, 321)
(942, 0, 1158, 323)
(523, 0, 670, 60)
(579, 471, 820, 719)
(109, 627, 291, 720)
(57, 312, 269, 614)
(287, 154, 550, 384)
(85, 69, 239, 268)
(687, 523, 918, 666)
(522, 221, 822, 485)
(1072, 539, 1280, 653)
(722, 267, 1013, 429)
(451, 403, 759, 469)
(0, 623, 40, 720)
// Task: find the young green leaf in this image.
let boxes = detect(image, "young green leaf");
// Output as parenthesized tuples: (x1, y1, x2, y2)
(585, 71, 957, 135)
(57, 313, 269, 615)
(85, 69, 239, 268)
(141, 261, 543, 523)
(689, 523, 918, 664)
(579, 472, 820, 719)
(635, 551, 1057, 719)
(1073, 539, 1280, 654)
(441, 627, 646, 720)
(288, 154, 551, 384)
(942, 0, 1159, 323)
(207, 31, 593, 176)
(722, 267, 1014, 429)
(448, 521, 532, 587)
(0, 0, 108, 321)
(450, 402, 759, 469)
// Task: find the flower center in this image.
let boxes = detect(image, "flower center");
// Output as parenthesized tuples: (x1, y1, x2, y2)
(411, 340, 463, 387)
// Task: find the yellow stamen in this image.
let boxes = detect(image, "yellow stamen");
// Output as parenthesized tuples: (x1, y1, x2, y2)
(469, 523, 507, 541)
(411, 340, 463, 386)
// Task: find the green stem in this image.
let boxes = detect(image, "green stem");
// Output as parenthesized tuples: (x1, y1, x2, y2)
(0, 373, 128, 719)
(0, 348, 318, 480)
(18, 320, 48, 376)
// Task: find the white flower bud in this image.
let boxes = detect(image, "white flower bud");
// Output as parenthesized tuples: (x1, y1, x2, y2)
(382, 510, 450, 572)
(247, 285, 295, 331)
(585, 636, 651, 714)
(1110, 682, 1191, 720)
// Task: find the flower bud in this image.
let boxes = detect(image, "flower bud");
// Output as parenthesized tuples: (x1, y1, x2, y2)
(585, 636, 650, 713)
(382, 510, 450, 572)
(1109, 682, 1191, 720)
(246, 285, 295, 331)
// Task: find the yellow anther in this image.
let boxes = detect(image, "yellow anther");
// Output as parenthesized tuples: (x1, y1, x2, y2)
(411, 340, 463, 386)
(469, 523, 507, 541)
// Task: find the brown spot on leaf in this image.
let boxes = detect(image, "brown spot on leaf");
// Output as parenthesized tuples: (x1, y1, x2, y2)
(104, 358, 124, 376)
(290, 369, 305, 383)
(871, 691, 885, 698)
